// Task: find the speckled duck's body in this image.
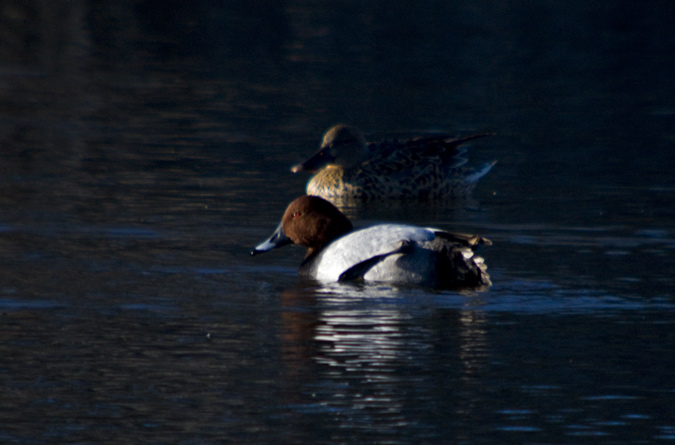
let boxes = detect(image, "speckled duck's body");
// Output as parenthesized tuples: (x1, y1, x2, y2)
(293, 125, 496, 201)
(305, 162, 486, 200)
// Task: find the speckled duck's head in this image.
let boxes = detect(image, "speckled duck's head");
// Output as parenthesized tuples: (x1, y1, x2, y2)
(291, 125, 368, 173)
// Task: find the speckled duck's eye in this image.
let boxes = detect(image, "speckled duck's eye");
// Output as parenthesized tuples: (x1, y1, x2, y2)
(292, 212, 301, 219)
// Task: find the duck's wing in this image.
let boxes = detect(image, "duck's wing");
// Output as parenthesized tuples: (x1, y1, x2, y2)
(432, 230, 492, 248)
(409, 133, 492, 167)
(365, 133, 491, 174)
(338, 240, 414, 282)
(310, 225, 434, 281)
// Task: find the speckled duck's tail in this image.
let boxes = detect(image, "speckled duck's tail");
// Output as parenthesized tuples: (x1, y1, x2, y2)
(464, 160, 497, 183)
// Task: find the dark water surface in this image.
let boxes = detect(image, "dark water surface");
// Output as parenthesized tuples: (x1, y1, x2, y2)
(2, 1, 675, 443)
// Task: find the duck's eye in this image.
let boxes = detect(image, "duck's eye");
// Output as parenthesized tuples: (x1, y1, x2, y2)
(292, 212, 301, 219)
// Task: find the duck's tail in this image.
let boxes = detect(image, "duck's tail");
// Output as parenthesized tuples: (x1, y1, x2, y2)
(431, 232, 492, 290)
(454, 247, 492, 289)
(469, 253, 492, 288)
(464, 160, 497, 183)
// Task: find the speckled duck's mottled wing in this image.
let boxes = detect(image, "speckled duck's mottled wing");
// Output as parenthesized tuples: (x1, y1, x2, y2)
(353, 134, 490, 199)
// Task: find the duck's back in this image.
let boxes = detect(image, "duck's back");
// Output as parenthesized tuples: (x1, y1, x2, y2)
(301, 224, 435, 281)
(301, 224, 490, 288)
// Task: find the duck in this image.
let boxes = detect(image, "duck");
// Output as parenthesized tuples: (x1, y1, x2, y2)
(251, 195, 491, 289)
(291, 124, 496, 201)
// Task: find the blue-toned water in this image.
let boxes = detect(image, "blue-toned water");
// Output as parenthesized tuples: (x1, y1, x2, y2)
(1, 1, 674, 443)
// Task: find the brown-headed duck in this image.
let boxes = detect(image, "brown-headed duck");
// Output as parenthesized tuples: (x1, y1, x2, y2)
(252, 195, 491, 289)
